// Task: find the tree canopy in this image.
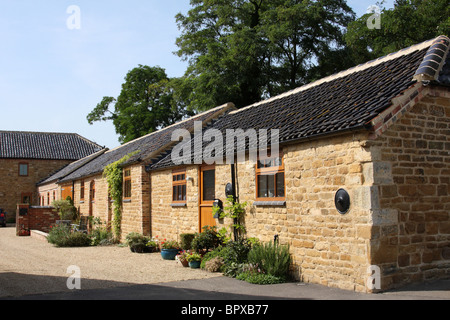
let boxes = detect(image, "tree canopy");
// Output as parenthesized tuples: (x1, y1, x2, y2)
(87, 65, 192, 144)
(87, 0, 449, 144)
(345, 0, 450, 60)
(175, 0, 356, 111)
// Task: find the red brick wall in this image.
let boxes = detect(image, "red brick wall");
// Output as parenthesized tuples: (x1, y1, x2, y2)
(16, 204, 60, 235)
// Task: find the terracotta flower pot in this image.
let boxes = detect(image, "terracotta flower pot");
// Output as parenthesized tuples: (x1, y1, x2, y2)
(179, 258, 189, 267)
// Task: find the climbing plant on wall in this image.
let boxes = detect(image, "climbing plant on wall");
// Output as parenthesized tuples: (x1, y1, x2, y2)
(103, 151, 140, 241)
(213, 195, 248, 242)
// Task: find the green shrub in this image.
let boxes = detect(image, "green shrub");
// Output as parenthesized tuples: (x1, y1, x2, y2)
(51, 199, 76, 221)
(90, 227, 114, 246)
(248, 241, 291, 280)
(47, 224, 71, 246)
(64, 232, 92, 247)
(47, 224, 91, 247)
(236, 271, 284, 285)
(180, 233, 195, 250)
(224, 239, 252, 265)
(224, 262, 247, 278)
(201, 239, 254, 277)
(201, 246, 229, 269)
(192, 226, 222, 252)
(125, 232, 150, 253)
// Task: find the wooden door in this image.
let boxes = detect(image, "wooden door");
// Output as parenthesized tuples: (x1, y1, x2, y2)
(61, 184, 73, 201)
(199, 165, 216, 232)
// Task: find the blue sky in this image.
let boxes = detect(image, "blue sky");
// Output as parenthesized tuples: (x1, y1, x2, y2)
(0, 0, 394, 149)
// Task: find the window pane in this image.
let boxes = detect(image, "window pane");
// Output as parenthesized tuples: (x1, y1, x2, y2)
(276, 172, 285, 197)
(124, 180, 131, 198)
(177, 186, 182, 201)
(173, 186, 177, 201)
(258, 174, 276, 198)
(19, 164, 28, 176)
(202, 170, 215, 201)
(182, 185, 186, 201)
(267, 174, 275, 197)
(274, 157, 282, 167)
(258, 175, 267, 198)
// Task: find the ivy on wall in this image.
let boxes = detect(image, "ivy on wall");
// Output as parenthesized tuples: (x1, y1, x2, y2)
(103, 151, 140, 241)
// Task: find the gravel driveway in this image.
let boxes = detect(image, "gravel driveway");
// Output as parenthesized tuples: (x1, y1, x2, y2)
(0, 227, 220, 298)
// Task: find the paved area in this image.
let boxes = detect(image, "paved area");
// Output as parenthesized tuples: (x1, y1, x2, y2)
(5, 276, 449, 301)
(1, 226, 449, 301)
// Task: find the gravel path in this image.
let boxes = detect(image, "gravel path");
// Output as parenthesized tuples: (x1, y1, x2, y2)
(0, 227, 220, 298)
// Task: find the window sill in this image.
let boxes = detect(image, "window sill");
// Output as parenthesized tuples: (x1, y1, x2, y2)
(123, 199, 131, 203)
(171, 203, 187, 207)
(79, 201, 84, 204)
(253, 200, 286, 206)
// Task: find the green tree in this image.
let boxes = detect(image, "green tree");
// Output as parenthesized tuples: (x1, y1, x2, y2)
(259, 0, 355, 94)
(87, 65, 191, 144)
(345, 0, 450, 60)
(175, 0, 355, 111)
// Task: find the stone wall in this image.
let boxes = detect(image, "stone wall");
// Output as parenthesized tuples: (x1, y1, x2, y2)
(0, 159, 71, 217)
(372, 88, 450, 289)
(151, 165, 200, 242)
(148, 87, 450, 292)
(121, 164, 151, 238)
(238, 133, 373, 292)
(72, 174, 111, 229)
(71, 164, 151, 241)
(150, 131, 375, 292)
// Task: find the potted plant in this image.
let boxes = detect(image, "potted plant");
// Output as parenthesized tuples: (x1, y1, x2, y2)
(126, 232, 149, 253)
(176, 250, 190, 267)
(160, 239, 180, 260)
(18, 224, 30, 237)
(186, 252, 202, 268)
(146, 237, 159, 253)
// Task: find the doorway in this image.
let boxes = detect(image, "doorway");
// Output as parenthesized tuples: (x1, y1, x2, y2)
(199, 165, 216, 232)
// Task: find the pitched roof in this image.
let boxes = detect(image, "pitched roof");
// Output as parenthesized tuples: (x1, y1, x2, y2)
(0, 131, 104, 160)
(37, 149, 107, 185)
(150, 36, 450, 170)
(53, 103, 235, 183)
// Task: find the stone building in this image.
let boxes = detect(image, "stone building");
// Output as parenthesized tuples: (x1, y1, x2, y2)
(0, 131, 103, 217)
(148, 36, 450, 292)
(37, 104, 234, 237)
(36, 36, 450, 292)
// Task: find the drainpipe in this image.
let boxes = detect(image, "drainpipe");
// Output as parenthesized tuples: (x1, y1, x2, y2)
(231, 163, 238, 241)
